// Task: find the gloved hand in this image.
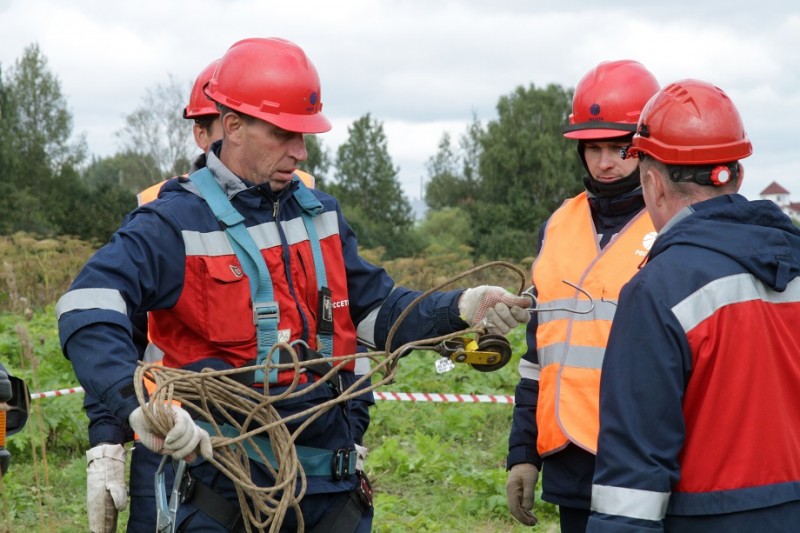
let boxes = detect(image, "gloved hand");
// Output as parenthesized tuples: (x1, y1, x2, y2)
(355, 443, 368, 471)
(459, 285, 531, 335)
(506, 463, 539, 526)
(128, 404, 213, 462)
(86, 443, 128, 533)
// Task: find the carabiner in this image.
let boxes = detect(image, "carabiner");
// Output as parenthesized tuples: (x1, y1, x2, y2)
(155, 456, 187, 533)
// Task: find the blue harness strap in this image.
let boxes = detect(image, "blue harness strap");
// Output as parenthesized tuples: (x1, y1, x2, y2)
(189, 169, 333, 383)
(293, 178, 333, 359)
(196, 420, 357, 479)
(190, 168, 280, 383)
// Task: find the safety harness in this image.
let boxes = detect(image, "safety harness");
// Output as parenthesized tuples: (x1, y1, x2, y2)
(190, 167, 333, 383)
(155, 169, 364, 532)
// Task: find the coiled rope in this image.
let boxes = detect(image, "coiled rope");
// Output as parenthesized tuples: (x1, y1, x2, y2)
(134, 261, 527, 532)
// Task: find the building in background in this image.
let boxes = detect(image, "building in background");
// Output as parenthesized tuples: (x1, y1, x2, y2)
(760, 181, 800, 223)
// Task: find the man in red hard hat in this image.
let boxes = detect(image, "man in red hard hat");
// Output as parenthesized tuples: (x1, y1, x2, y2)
(59, 37, 530, 532)
(505, 60, 660, 532)
(588, 80, 800, 531)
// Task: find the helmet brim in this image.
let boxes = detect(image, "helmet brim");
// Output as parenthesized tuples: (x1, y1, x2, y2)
(268, 112, 332, 134)
(563, 128, 634, 140)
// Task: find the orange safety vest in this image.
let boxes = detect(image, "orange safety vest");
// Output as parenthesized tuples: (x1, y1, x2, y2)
(533, 192, 655, 456)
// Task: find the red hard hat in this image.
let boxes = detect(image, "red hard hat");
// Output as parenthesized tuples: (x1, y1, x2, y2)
(183, 59, 220, 119)
(563, 60, 660, 140)
(627, 79, 753, 164)
(204, 37, 331, 134)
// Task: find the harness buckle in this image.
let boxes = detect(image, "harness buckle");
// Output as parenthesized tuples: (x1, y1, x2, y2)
(331, 448, 352, 480)
(357, 470, 373, 508)
(177, 466, 195, 503)
(253, 301, 279, 326)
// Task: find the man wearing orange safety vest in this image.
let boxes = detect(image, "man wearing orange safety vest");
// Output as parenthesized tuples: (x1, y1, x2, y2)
(505, 60, 660, 532)
(83, 58, 223, 533)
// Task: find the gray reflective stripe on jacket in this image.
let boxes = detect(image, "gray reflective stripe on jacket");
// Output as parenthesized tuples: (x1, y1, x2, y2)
(182, 210, 340, 257)
(56, 288, 127, 319)
(673, 273, 800, 332)
(591, 483, 670, 521)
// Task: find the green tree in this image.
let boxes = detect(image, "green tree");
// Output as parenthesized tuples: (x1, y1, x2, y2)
(51, 166, 136, 243)
(115, 74, 192, 180)
(299, 134, 331, 187)
(6, 43, 86, 172)
(329, 113, 416, 257)
(472, 83, 584, 261)
(415, 207, 473, 253)
(0, 43, 87, 236)
(425, 115, 484, 210)
(82, 151, 162, 193)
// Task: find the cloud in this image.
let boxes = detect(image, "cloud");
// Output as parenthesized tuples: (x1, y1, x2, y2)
(2, 0, 799, 201)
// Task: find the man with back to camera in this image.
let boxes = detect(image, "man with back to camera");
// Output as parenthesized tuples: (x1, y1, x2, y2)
(588, 79, 800, 531)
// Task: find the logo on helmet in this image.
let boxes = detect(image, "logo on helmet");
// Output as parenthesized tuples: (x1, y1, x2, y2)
(306, 91, 320, 113)
(590, 103, 601, 116)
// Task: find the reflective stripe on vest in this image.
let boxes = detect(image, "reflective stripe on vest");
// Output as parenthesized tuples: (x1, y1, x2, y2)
(533, 192, 655, 455)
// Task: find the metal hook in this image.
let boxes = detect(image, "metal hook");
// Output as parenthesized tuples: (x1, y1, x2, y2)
(522, 280, 595, 315)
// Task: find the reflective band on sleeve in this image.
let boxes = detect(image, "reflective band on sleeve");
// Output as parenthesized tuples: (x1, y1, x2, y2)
(356, 306, 381, 348)
(672, 273, 800, 332)
(518, 359, 541, 380)
(591, 484, 669, 521)
(55, 288, 127, 319)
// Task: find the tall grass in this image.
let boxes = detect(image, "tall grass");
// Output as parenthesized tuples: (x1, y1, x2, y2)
(0, 234, 556, 532)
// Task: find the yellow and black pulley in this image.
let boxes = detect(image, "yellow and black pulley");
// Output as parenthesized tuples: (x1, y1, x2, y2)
(436, 334, 513, 372)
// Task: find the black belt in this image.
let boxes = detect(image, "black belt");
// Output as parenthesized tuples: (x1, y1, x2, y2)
(178, 471, 245, 533)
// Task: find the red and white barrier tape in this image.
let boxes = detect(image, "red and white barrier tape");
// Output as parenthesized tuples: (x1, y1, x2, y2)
(30, 386, 514, 405)
(373, 391, 514, 404)
(30, 386, 85, 400)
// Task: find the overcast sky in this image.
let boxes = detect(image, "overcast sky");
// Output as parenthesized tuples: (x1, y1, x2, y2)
(2, 0, 798, 202)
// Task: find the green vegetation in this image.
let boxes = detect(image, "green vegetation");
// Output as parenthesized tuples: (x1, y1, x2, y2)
(1, 310, 558, 532)
(0, 236, 557, 532)
(0, 41, 575, 531)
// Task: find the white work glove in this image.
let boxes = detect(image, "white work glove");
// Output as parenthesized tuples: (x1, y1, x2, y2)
(128, 404, 213, 462)
(355, 443, 368, 471)
(459, 285, 531, 335)
(506, 463, 539, 526)
(86, 443, 128, 533)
